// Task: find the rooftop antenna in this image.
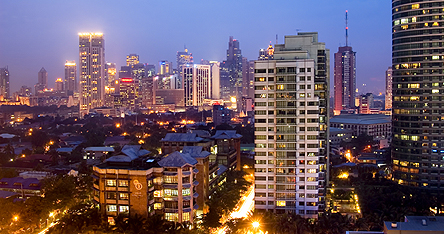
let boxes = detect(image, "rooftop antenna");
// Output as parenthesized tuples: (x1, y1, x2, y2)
(345, 10, 349, 46)
(276, 34, 278, 44)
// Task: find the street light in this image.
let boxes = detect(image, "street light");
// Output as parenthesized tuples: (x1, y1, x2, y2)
(252, 221, 260, 228)
(13, 215, 18, 222)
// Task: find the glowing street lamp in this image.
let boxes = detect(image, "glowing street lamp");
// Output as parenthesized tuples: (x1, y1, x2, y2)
(13, 215, 18, 222)
(252, 221, 260, 228)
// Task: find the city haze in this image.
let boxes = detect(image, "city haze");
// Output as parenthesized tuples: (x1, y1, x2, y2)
(0, 0, 391, 94)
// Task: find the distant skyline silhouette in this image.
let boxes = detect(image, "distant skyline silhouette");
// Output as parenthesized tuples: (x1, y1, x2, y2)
(0, 0, 391, 95)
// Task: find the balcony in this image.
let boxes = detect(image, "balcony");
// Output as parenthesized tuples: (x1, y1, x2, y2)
(105, 186, 116, 191)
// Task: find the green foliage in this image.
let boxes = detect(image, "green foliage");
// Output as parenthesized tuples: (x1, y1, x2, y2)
(0, 168, 18, 179)
(202, 170, 251, 230)
(30, 130, 49, 149)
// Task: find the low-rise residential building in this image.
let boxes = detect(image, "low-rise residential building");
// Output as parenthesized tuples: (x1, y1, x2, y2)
(330, 114, 391, 141)
(0, 177, 42, 198)
(161, 133, 213, 154)
(329, 127, 353, 146)
(93, 150, 199, 223)
(384, 216, 444, 234)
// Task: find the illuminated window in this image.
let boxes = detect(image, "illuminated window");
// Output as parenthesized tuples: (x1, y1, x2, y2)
(401, 18, 408, 24)
(165, 213, 178, 222)
(276, 201, 286, 207)
(182, 189, 190, 196)
(394, 20, 400, 25)
(299, 93, 305, 98)
(119, 205, 129, 213)
(106, 205, 117, 212)
(154, 190, 163, 197)
(412, 17, 417, 22)
(412, 4, 419, 9)
(433, 56, 440, 60)
(432, 89, 439, 94)
(277, 85, 284, 90)
(119, 193, 129, 200)
(118, 180, 128, 187)
(154, 203, 162, 210)
(182, 212, 190, 222)
(106, 179, 116, 187)
(433, 22, 439, 26)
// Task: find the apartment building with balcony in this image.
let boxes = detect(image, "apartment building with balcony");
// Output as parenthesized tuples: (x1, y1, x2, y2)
(93, 150, 199, 223)
(254, 32, 329, 218)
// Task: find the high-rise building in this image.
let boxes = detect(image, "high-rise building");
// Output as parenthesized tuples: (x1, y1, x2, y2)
(254, 32, 329, 218)
(392, 0, 444, 189)
(242, 58, 254, 100)
(145, 64, 156, 77)
(359, 93, 374, 114)
(35, 67, 48, 94)
(333, 46, 356, 115)
(183, 64, 211, 106)
(220, 36, 243, 104)
(159, 61, 172, 75)
(176, 49, 193, 71)
(79, 33, 105, 116)
(105, 62, 117, 86)
(0, 66, 9, 99)
(126, 54, 139, 66)
(55, 78, 64, 92)
(115, 77, 139, 110)
(385, 67, 393, 110)
(258, 44, 275, 60)
(210, 61, 221, 100)
(64, 61, 77, 95)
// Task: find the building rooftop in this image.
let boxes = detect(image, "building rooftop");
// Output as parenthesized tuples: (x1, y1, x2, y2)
(161, 133, 204, 142)
(182, 146, 211, 158)
(121, 145, 150, 160)
(188, 130, 211, 138)
(384, 216, 444, 232)
(212, 130, 242, 140)
(84, 147, 115, 152)
(0, 190, 18, 199)
(0, 177, 41, 190)
(56, 147, 74, 153)
(158, 151, 197, 168)
(330, 114, 391, 125)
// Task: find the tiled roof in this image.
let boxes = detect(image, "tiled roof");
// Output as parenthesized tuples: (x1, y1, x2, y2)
(121, 145, 150, 160)
(0, 177, 41, 190)
(158, 151, 197, 167)
(84, 147, 115, 152)
(161, 133, 204, 142)
(182, 146, 211, 158)
(212, 130, 242, 139)
(330, 114, 391, 125)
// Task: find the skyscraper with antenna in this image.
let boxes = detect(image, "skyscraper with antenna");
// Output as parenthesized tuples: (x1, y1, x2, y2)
(333, 10, 356, 115)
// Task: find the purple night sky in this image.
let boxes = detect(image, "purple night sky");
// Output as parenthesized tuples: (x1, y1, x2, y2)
(0, 0, 391, 95)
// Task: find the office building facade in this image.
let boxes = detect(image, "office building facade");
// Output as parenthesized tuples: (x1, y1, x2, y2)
(254, 33, 329, 218)
(220, 36, 243, 102)
(64, 61, 77, 95)
(126, 54, 139, 66)
(183, 64, 211, 107)
(79, 33, 105, 116)
(385, 67, 393, 110)
(0, 66, 9, 99)
(35, 67, 48, 94)
(391, 0, 444, 189)
(334, 46, 356, 115)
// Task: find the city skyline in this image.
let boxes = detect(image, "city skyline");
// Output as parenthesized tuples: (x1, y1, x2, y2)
(0, 1, 391, 94)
